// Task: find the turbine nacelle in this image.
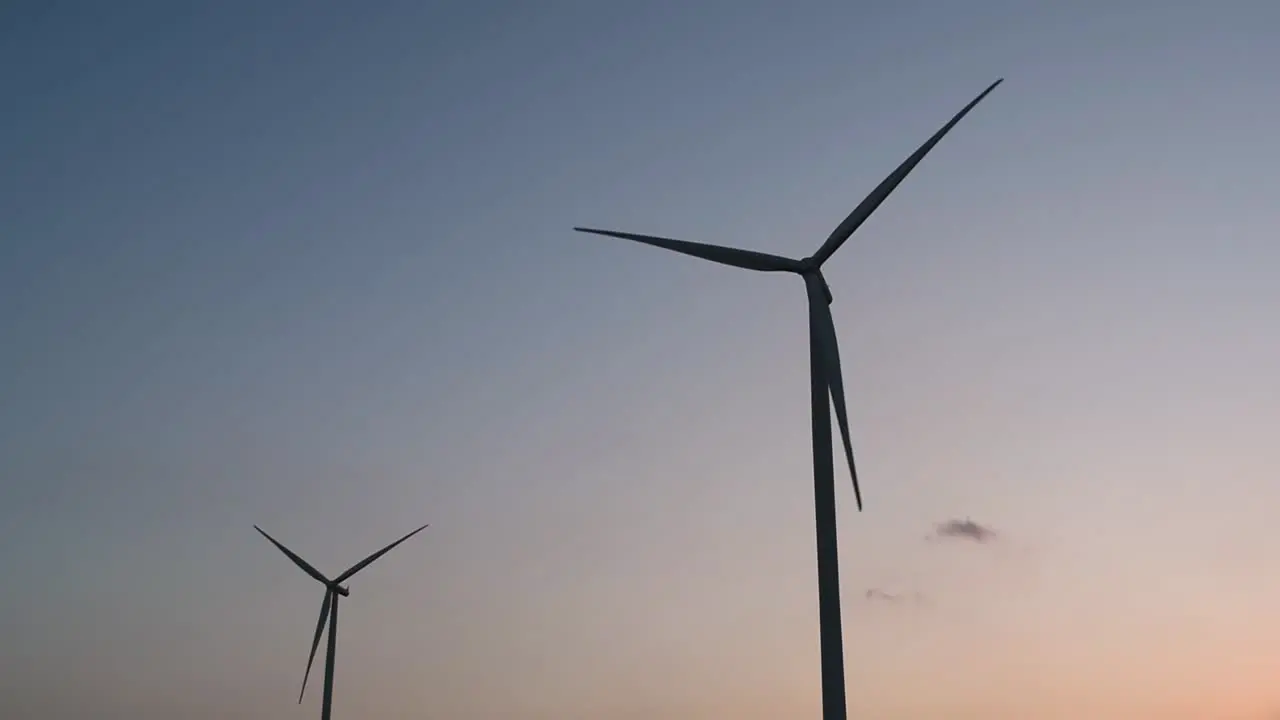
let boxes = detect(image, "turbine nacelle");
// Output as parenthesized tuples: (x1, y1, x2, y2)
(808, 269, 834, 305)
(330, 584, 351, 597)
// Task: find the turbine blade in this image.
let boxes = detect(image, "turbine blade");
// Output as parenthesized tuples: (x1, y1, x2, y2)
(809, 286, 863, 511)
(299, 590, 332, 704)
(254, 525, 331, 586)
(813, 79, 1004, 265)
(334, 524, 429, 584)
(574, 227, 799, 273)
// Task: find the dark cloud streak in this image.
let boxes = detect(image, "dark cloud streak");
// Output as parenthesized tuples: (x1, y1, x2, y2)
(931, 517, 998, 544)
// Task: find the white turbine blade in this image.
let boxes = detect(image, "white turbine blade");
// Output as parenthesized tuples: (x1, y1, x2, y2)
(334, 524, 429, 584)
(299, 590, 332, 704)
(813, 79, 1004, 265)
(254, 525, 331, 586)
(574, 227, 800, 272)
(809, 286, 863, 511)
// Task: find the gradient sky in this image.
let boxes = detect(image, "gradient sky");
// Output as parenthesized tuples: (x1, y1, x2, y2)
(4, 2, 1280, 718)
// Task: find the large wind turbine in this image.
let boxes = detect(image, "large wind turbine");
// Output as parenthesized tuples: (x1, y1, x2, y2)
(574, 79, 1002, 720)
(254, 523, 428, 720)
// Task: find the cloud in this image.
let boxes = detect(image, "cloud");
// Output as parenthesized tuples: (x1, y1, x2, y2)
(864, 588, 928, 605)
(930, 517, 998, 544)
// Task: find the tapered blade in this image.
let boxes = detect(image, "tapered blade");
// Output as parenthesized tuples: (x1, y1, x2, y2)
(254, 525, 331, 586)
(299, 589, 332, 704)
(809, 285, 863, 511)
(574, 227, 801, 273)
(812, 79, 1004, 266)
(334, 524, 429, 584)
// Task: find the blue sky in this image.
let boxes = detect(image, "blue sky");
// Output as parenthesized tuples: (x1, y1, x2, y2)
(4, 2, 1280, 718)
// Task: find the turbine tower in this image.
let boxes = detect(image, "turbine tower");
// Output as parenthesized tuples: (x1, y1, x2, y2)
(254, 523, 429, 720)
(574, 79, 1002, 720)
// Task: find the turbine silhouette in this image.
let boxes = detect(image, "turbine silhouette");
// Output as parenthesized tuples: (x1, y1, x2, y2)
(254, 523, 428, 720)
(574, 79, 1002, 720)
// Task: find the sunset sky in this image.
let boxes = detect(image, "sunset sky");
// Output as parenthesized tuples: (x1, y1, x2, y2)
(4, 2, 1280, 718)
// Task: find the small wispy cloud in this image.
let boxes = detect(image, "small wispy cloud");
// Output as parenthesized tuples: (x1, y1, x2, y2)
(864, 588, 928, 605)
(931, 517, 998, 544)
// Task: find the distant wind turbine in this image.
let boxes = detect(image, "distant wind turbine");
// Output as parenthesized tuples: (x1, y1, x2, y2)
(574, 79, 1003, 720)
(254, 523, 428, 720)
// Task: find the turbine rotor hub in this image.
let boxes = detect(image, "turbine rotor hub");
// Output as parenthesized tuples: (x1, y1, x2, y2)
(796, 256, 820, 274)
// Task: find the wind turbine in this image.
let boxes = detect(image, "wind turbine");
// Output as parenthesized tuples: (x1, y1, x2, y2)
(574, 79, 1002, 720)
(254, 523, 429, 720)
